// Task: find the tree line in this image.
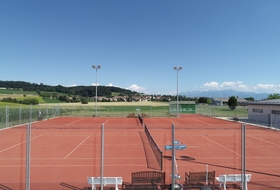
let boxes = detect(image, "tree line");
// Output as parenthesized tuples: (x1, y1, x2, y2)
(1, 97, 39, 105)
(0, 80, 135, 97)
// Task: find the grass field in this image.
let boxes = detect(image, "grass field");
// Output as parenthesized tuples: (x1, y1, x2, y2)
(0, 89, 38, 95)
(55, 101, 172, 117)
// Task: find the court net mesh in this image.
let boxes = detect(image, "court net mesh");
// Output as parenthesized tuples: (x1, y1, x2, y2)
(138, 114, 163, 171)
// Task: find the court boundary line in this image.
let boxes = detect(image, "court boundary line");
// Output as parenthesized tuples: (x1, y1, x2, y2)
(192, 118, 216, 126)
(64, 136, 90, 159)
(65, 118, 84, 126)
(248, 135, 280, 147)
(203, 135, 241, 156)
(0, 134, 44, 153)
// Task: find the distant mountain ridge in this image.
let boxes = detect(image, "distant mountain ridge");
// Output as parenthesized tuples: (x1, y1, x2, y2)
(180, 89, 269, 100)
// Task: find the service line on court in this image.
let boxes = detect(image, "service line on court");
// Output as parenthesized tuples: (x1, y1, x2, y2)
(169, 120, 180, 125)
(203, 136, 241, 156)
(0, 134, 44, 153)
(102, 119, 109, 124)
(64, 136, 90, 159)
(192, 118, 214, 125)
(65, 118, 84, 126)
(247, 135, 280, 147)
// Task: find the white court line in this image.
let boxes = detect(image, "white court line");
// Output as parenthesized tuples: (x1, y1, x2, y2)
(102, 119, 109, 124)
(42, 133, 96, 136)
(64, 136, 90, 159)
(169, 120, 180, 125)
(192, 118, 214, 125)
(65, 118, 84, 126)
(203, 136, 241, 156)
(0, 134, 44, 153)
(248, 135, 280, 147)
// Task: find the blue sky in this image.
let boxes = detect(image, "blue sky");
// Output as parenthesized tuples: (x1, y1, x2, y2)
(1, 1, 280, 95)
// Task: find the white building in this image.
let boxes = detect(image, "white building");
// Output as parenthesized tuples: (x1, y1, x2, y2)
(246, 99, 280, 127)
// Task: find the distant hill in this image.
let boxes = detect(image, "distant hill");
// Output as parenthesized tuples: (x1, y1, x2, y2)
(180, 89, 269, 100)
(0, 80, 136, 97)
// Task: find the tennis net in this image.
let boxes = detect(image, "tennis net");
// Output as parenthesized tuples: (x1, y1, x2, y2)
(144, 124, 163, 171)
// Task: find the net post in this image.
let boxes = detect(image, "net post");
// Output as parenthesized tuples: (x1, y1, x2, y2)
(138, 113, 143, 127)
(161, 151, 163, 171)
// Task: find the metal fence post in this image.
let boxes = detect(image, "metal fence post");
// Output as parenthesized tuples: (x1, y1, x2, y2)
(26, 123, 31, 190)
(5, 105, 9, 128)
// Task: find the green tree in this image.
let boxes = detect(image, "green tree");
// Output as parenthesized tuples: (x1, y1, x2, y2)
(267, 93, 280, 100)
(81, 97, 88, 104)
(244, 97, 254, 101)
(20, 98, 39, 105)
(206, 98, 212, 104)
(198, 97, 208, 104)
(228, 96, 238, 110)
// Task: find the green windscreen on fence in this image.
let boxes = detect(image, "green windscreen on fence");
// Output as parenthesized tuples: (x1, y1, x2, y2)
(169, 101, 196, 114)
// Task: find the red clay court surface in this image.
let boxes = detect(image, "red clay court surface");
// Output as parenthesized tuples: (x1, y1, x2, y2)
(0, 115, 280, 189)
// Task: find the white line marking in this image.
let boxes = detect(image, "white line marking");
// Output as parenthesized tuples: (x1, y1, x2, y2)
(203, 136, 241, 156)
(64, 136, 90, 159)
(0, 134, 44, 153)
(170, 120, 180, 125)
(192, 118, 214, 125)
(65, 118, 84, 126)
(248, 135, 280, 146)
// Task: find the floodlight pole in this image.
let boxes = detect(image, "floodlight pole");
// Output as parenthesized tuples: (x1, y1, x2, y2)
(101, 123, 104, 190)
(92, 65, 101, 117)
(241, 123, 247, 190)
(174, 67, 182, 118)
(172, 123, 175, 190)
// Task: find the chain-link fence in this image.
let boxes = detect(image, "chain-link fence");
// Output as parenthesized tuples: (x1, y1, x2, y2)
(240, 113, 280, 129)
(1, 103, 251, 129)
(0, 104, 172, 129)
(196, 105, 248, 118)
(0, 105, 60, 129)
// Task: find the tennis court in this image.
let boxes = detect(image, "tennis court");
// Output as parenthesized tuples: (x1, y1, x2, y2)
(144, 115, 280, 189)
(0, 115, 280, 189)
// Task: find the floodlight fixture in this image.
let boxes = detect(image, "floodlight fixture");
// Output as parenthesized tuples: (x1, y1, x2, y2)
(92, 65, 101, 69)
(173, 67, 182, 71)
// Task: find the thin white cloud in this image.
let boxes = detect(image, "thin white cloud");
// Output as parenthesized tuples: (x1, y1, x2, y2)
(105, 83, 121, 88)
(254, 84, 280, 92)
(202, 81, 249, 91)
(169, 91, 178, 96)
(203, 82, 219, 89)
(126, 84, 148, 93)
(202, 81, 280, 93)
(91, 83, 100, 86)
(56, 84, 78, 87)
